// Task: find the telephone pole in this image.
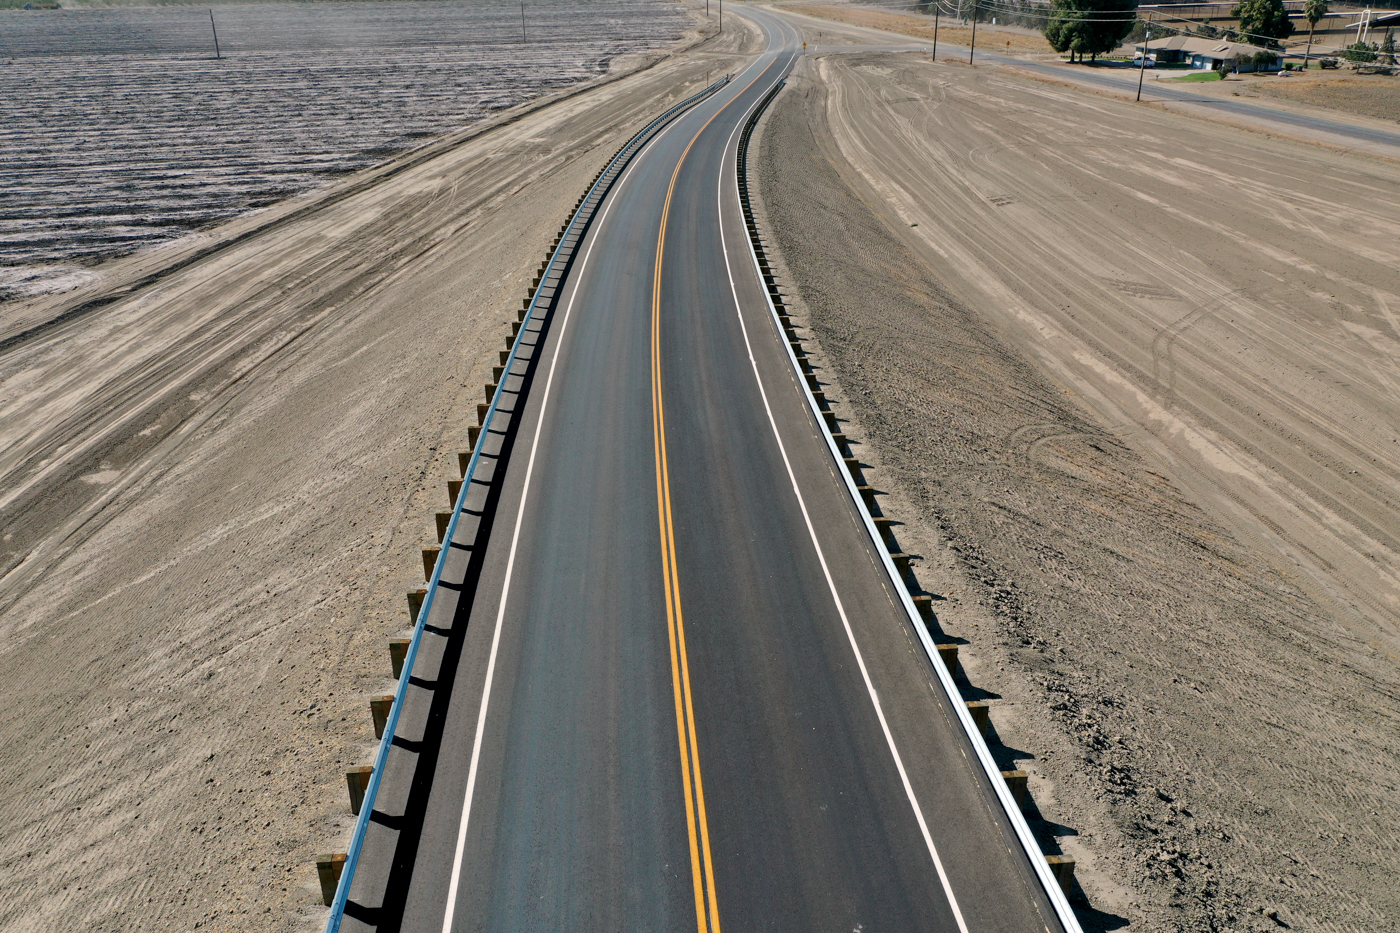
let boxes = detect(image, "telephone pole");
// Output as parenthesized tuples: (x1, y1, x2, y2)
(209, 9, 220, 59)
(932, 2, 940, 60)
(968, 0, 978, 63)
(1137, 18, 1151, 100)
(521, 2, 526, 42)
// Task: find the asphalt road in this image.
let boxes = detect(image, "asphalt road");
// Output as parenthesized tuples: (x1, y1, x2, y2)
(354, 10, 1068, 933)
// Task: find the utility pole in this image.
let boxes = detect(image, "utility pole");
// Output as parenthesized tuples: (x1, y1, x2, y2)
(932, 2, 940, 60)
(521, 2, 526, 43)
(719, 0, 722, 34)
(968, 0, 978, 63)
(1137, 19, 1151, 101)
(209, 9, 220, 60)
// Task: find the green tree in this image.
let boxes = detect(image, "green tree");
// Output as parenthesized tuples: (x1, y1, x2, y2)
(1303, 0, 1327, 67)
(1044, 0, 1139, 62)
(1381, 27, 1396, 65)
(1231, 0, 1294, 47)
(1343, 40, 1378, 62)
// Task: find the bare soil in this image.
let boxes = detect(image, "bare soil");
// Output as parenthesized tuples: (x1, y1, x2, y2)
(0, 0, 688, 290)
(751, 44, 1400, 933)
(779, 1, 1056, 53)
(0, 6, 762, 931)
(1235, 73, 1400, 125)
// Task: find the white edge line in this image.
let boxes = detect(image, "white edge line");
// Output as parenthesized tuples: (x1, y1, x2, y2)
(722, 20, 1085, 933)
(714, 42, 970, 933)
(437, 71, 762, 933)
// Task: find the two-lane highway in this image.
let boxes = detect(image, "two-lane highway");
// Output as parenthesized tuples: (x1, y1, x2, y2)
(353, 11, 1071, 932)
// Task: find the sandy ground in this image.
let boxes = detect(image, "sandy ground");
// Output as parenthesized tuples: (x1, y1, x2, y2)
(0, 6, 761, 931)
(750, 30, 1400, 933)
(780, 2, 1057, 53)
(1206, 73, 1400, 125)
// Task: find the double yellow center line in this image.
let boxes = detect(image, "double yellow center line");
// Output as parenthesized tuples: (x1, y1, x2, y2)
(650, 55, 783, 933)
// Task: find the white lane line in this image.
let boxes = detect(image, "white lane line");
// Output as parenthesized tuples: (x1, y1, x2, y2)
(714, 75, 973, 933)
(438, 63, 772, 932)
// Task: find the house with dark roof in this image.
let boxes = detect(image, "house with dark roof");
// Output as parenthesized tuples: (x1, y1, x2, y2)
(1136, 35, 1281, 71)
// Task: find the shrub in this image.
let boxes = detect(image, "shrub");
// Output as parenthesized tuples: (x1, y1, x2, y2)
(1343, 41, 1378, 63)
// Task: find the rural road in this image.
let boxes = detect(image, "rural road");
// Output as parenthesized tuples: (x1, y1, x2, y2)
(341, 10, 1069, 933)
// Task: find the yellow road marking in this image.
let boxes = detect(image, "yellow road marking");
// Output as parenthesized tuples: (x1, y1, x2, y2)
(650, 53, 783, 933)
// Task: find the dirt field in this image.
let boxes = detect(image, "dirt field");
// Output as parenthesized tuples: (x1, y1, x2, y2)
(751, 33, 1400, 933)
(779, 1, 1055, 53)
(0, 6, 760, 931)
(1231, 73, 1400, 124)
(0, 0, 687, 296)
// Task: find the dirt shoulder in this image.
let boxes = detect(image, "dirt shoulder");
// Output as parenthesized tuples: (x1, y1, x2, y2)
(752, 51, 1400, 933)
(0, 7, 761, 932)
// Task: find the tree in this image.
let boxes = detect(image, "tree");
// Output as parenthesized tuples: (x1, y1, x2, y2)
(1044, 0, 1139, 62)
(1303, 0, 1327, 67)
(1381, 27, 1396, 65)
(1343, 40, 1378, 62)
(1231, 0, 1294, 47)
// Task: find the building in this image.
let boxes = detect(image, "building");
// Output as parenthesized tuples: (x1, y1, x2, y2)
(1136, 35, 1282, 70)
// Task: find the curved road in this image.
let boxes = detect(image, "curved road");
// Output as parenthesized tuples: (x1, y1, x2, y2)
(348, 12, 1069, 933)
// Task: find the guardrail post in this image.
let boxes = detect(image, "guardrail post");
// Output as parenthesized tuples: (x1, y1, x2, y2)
(421, 547, 440, 582)
(316, 853, 346, 906)
(389, 638, 411, 678)
(435, 512, 452, 543)
(1045, 855, 1076, 896)
(1002, 770, 1029, 809)
(448, 479, 463, 506)
(369, 696, 394, 738)
(966, 700, 991, 737)
(406, 589, 425, 624)
(346, 766, 373, 814)
(935, 642, 959, 678)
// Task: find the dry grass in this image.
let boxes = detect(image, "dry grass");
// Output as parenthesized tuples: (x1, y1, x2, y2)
(780, 2, 1056, 53)
(1245, 74, 1400, 124)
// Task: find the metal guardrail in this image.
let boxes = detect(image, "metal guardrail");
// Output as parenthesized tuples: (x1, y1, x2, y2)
(731, 75, 1087, 933)
(323, 72, 731, 933)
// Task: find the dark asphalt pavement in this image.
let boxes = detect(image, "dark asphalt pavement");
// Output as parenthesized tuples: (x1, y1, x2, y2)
(362, 12, 1073, 933)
